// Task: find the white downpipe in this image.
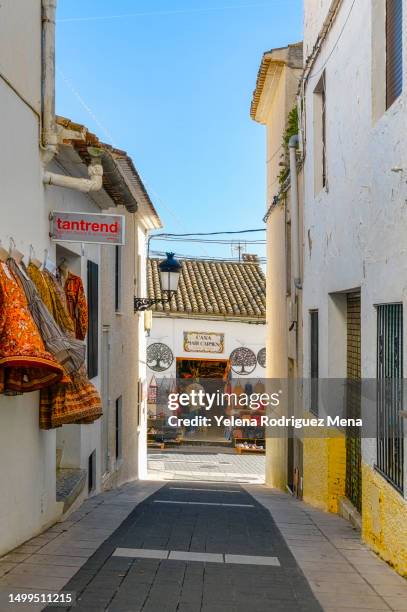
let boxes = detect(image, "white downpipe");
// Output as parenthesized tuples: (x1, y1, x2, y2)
(43, 163, 103, 193)
(42, 0, 103, 194)
(41, 0, 58, 160)
(289, 134, 301, 290)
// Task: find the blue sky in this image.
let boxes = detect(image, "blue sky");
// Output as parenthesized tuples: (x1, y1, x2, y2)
(56, 1, 302, 260)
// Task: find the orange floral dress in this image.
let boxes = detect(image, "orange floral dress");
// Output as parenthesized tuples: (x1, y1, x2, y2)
(0, 262, 64, 393)
(64, 273, 88, 340)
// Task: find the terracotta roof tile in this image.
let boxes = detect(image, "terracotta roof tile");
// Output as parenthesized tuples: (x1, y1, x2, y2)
(147, 258, 266, 320)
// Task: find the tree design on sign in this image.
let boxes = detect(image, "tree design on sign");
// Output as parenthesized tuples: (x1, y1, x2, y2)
(147, 343, 174, 372)
(230, 347, 257, 375)
(257, 347, 266, 368)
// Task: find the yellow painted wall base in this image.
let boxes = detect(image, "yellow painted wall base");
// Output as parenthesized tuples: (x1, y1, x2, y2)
(303, 433, 346, 513)
(265, 437, 287, 490)
(362, 463, 407, 577)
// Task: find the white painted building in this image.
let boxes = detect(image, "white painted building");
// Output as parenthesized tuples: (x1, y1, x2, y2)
(301, 0, 407, 573)
(146, 257, 266, 429)
(0, 1, 160, 556)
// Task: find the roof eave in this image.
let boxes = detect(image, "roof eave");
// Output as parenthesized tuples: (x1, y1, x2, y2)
(250, 43, 303, 123)
(55, 116, 162, 226)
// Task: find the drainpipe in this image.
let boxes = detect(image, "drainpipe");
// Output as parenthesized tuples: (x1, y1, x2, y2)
(41, 0, 58, 162)
(41, 0, 104, 193)
(289, 134, 302, 290)
(43, 157, 103, 192)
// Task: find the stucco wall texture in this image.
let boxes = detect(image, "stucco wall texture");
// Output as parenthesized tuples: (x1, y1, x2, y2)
(362, 463, 407, 577)
(302, 0, 407, 577)
(303, 434, 346, 513)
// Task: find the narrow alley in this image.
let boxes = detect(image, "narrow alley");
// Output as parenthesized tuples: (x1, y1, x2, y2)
(1, 481, 406, 612)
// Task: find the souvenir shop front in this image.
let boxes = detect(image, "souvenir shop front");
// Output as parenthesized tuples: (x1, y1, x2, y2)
(147, 314, 267, 451)
(0, 128, 129, 555)
(0, 234, 103, 554)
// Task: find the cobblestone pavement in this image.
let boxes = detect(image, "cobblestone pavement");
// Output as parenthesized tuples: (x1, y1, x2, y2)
(147, 450, 265, 484)
(0, 481, 406, 611)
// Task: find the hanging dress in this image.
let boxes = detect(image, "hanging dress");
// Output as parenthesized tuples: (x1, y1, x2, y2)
(38, 269, 76, 337)
(64, 273, 88, 340)
(26, 262, 53, 314)
(8, 259, 85, 376)
(0, 262, 64, 393)
(38, 272, 102, 429)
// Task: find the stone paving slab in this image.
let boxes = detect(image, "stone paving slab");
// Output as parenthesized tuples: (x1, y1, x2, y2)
(245, 484, 407, 612)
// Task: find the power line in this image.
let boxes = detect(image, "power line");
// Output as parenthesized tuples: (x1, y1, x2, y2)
(151, 229, 265, 238)
(150, 250, 266, 263)
(153, 237, 266, 244)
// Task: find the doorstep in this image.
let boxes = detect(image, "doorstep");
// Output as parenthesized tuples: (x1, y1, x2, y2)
(56, 468, 87, 515)
(338, 496, 362, 531)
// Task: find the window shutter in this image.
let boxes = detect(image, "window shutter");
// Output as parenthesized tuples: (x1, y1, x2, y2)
(386, 0, 403, 108)
(87, 260, 99, 379)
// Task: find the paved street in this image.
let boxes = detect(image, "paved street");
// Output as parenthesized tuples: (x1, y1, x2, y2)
(147, 449, 265, 484)
(48, 483, 321, 612)
(0, 480, 406, 612)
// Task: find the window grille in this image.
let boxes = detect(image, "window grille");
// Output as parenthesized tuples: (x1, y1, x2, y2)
(376, 303, 404, 494)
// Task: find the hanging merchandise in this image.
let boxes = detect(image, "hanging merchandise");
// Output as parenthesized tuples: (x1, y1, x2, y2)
(64, 272, 88, 340)
(0, 262, 64, 393)
(27, 262, 54, 314)
(39, 366, 102, 429)
(8, 258, 85, 376)
(41, 269, 75, 336)
(38, 271, 102, 429)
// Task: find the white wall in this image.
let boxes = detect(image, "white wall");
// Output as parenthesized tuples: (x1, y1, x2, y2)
(0, 0, 61, 555)
(136, 223, 149, 479)
(303, 0, 336, 57)
(0, 0, 42, 114)
(99, 209, 151, 485)
(302, 0, 407, 482)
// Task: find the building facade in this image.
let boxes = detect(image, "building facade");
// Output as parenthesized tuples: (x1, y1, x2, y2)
(0, 1, 160, 556)
(146, 257, 266, 441)
(301, 0, 407, 575)
(251, 43, 304, 489)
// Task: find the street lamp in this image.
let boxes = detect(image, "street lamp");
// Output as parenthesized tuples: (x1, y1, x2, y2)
(134, 252, 182, 312)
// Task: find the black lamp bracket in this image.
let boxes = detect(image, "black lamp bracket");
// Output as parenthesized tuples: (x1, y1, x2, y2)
(134, 293, 175, 312)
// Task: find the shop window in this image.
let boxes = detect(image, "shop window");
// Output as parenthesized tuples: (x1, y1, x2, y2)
(87, 260, 99, 379)
(114, 245, 122, 312)
(310, 310, 319, 415)
(386, 0, 403, 109)
(115, 396, 122, 461)
(313, 73, 326, 194)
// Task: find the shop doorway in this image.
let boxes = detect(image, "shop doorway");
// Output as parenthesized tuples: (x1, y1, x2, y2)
(176, 357, 229, 444)
(147, 357, 265, 483)
(146, 357, 266, 484)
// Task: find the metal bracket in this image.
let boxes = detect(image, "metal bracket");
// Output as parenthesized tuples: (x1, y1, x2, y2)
(134, 294, 174, 312)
